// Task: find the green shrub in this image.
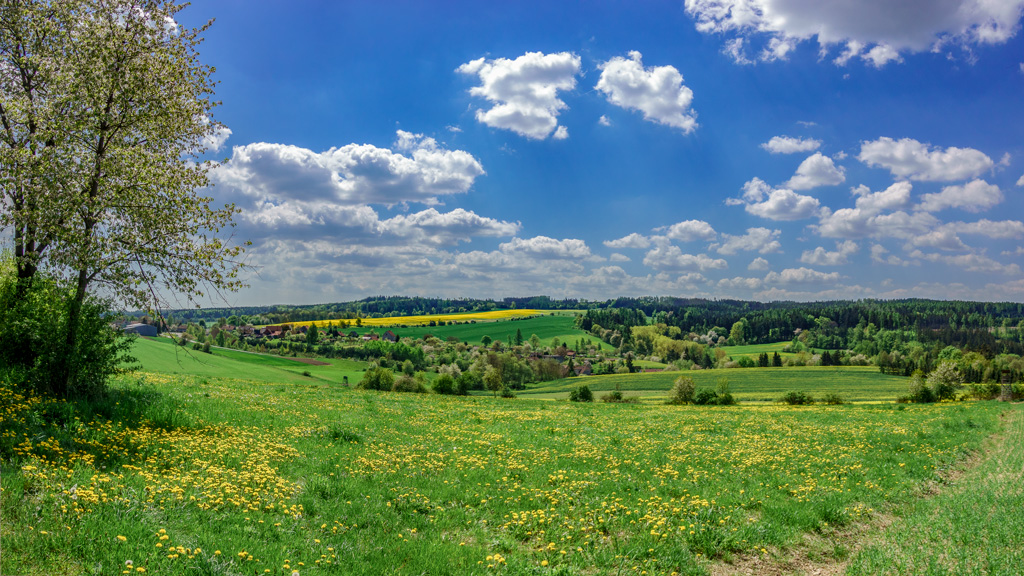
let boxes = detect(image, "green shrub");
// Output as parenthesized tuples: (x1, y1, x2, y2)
(357, 365, 395, 391)
(666, 376, 695, 405)
(569, 384, 594, 402)
(822, 393, 845, 405)
(433, 373, 456, 395)
(693, 388, 719, 405)
(906, 370, 935, 403)
(0, 267, 134, 400)
(601, 390, 639, 403)
(779, 391, 815, 405)
(500, 386, 516, 398)
(392, 373, 428, 393)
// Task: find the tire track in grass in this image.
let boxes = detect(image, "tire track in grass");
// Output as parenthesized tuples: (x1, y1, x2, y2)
(710, 403, 1022, 576)
(845, 403, 1024, 576)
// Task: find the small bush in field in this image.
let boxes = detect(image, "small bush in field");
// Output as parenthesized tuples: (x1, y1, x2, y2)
(569, 385, 594, 402)
(666, 376, 695, 405)
(822, 393, 845, 405)
(780, 391, 815, 405)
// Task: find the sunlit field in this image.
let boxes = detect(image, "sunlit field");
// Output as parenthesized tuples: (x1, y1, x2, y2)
(274, 309, 554, 329)
(1, 372, 1008, 576)
(522, 366, 908, 403)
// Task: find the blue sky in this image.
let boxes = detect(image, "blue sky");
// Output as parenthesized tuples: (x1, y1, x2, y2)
(182, 1, 1024, 305)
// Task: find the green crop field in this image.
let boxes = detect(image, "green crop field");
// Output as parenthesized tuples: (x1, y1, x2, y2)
(2, 369, 1015, 576)
(345, 313, 608, 349)
(522, 366, 909, 403)
(720, 341, 795, 358)
(130, 337, 369, 385)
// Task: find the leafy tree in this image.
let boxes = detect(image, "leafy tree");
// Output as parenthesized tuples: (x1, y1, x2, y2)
(927, 361, 964, 401)
(0, 0, 245, 395)
(483, 365, 502, 397)
(529, 333, 541, 349)
(481, 335, 492, 347)
(515, 328, 523, 346)
(729, 320, 747, 345)
(666, 376, 696, 405)
(357, 365, 394, 391)
(306, 323, 319, 346)
(433, 373, 455, 395)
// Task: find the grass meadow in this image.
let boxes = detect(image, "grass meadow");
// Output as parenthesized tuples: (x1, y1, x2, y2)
(2, 364, 1018, 576)
(331, 314, 607, 350)
(131, 337, 369, 386)
(523, 366, 908, 403)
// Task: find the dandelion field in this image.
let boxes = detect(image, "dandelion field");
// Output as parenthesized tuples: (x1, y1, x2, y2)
(0, 373, 1010, 576)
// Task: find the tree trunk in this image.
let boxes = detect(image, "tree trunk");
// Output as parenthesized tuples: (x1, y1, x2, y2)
(60, 268, 89, 398)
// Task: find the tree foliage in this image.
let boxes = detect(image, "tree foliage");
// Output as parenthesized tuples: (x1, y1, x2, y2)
(0, 0, 245, 394)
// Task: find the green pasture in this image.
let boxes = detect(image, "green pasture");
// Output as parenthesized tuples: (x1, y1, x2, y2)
(344, 313, 608, 349)
(720, 341, 795, 358)
(522, 366, 909, 403)
(130, 337, 368, 385)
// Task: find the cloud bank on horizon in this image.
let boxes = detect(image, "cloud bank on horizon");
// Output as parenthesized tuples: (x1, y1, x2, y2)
(184, 0, 1024, 306)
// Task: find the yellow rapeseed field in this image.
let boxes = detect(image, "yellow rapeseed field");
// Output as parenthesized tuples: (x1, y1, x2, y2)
(271, 309, 549, 329)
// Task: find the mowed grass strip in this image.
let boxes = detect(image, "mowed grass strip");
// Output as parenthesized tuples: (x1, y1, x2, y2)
(846, 404, 1024, 576)
(1, 369, 1008, 576)
(129, 337, 368, 384)
(523, 366, 909, 403)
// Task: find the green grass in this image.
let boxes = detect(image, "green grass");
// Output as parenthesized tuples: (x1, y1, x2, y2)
(522, 366, 909, 403)
(720, 341, 795, 359)
(130, 337, 368, 385)
(845, 404, 1024, 576)
(345, 313, 609, 349)
(2, 365, 1011, 576)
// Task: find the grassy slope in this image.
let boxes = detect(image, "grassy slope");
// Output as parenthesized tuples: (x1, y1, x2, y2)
(347, 313, 608, 349)
(131, 337, 367, 385)
(846, 404, 1024, 576)
(522, 366, 908, 403)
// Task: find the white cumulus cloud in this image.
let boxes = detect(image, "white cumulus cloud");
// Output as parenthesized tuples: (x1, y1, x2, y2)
(764, 267, 841, 285)
(713, 227, 782, 254)
(643, 246, 728, 271)
(858, 137, 994, 182)
(785, 152, 846, 190)
(745, 188, 821, 220)
(800, 241, 859, 266)
(761, 135, 821, 154)
(662, 219, 717, 241)
(214, 131, 485, 207)
(917, 179, 1003, 212)
(596, 51, 698, 134)
(499, 236, 593, 259)
(684, 0, 1024, 66)
(458, 51, 581, 140)
(748, 257, 771, 271)
(604, 232, 651, 249)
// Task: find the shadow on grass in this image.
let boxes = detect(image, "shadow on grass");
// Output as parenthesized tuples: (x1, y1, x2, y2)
(0, 375, 196, 472)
